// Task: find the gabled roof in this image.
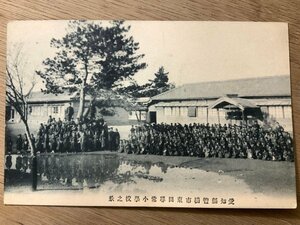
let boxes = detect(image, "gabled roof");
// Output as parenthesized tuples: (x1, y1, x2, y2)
(27, 92, 77, 103)
(152, 76, 291, 101)
(209, 97, 258, 110)
(26, 92, 151, 107)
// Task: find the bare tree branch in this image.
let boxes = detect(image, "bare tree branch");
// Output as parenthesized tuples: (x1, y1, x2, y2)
(6, 45, 36, 156)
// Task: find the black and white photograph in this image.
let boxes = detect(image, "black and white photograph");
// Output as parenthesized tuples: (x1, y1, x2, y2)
(4, 20, 296, 208)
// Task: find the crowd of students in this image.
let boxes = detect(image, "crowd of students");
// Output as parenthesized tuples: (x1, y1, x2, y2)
(7, 116, 121, 155)
(5, 119, 294, 167)
(119, 122, 294, 161)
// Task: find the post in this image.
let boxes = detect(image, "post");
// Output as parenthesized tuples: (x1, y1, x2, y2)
(77, 88, 83, 120)
(206, 107, 209, 123)
(22, 118, 37, 191)
(242, 109, 245, 124)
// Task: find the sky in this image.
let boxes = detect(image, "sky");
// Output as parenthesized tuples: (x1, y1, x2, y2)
(7, 20, 290, 92)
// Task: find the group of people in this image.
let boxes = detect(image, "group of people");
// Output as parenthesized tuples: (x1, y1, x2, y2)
(6, 116, 294, 163)
(120, 122, 294, 161)
(7, 115, 121, 155)
(35, 116, 121, 153)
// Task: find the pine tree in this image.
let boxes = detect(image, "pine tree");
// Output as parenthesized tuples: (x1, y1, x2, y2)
(151, 66, 170, 89)
(37, 20, 146, 121)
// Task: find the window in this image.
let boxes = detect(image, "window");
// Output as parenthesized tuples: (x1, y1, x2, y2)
(188, 107, 197, 117)
(268, 106, 276, 118)
(53, 106, 59, 114)
(268, 106, 286, 119)
(181, 107, 188, 116)
(276, 106, 283, 118)
(164, 107, 172, 116)
(174, 107, 180, 116)
(283, 106, 292, 119)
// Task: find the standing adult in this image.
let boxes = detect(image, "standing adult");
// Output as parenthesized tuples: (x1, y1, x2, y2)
(5, 152, 12, 170)
(114, 128, 120, 151)
(6, 136, 13, 154)
(108, 128, 114, 150)
(79, 129, 87, 152)
(65, 102, 74, 122)
(16, 134, 23, 154)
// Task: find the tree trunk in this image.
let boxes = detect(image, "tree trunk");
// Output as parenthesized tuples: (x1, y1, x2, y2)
(22, 117, 35, 155)
(83, 97, 96, 119)
(135, 110, 141, 122)
(77, 60, 89, 122)
(21, 117, 37, 191)
(77, 87, 86, 121)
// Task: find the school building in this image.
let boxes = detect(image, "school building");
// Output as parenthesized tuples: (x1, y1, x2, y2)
(148, 76, 292, 132)
(6, 92, 149, 125)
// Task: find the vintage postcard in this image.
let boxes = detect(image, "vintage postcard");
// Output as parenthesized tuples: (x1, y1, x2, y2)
(4, 20, 296, 208)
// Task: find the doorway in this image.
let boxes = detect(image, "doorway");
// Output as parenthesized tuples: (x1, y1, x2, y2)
(149, 111, 157, 124)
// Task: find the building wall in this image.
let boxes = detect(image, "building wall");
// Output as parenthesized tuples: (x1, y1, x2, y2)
(12, 99, 142, 126)
(128, 110, 147, 121)
(27, 102, 68, 124)
(260, 105, 293, 133)
(74, 101, 142, 125)
(150, 98, 293, 131)
(260, 105, 292, 119)
(153, 106, 227, 125)
(6, 106, 21, 123)
(93, 107, 142, 126)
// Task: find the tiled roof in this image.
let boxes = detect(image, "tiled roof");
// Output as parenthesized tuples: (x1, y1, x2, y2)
(152, 76, 291, 101)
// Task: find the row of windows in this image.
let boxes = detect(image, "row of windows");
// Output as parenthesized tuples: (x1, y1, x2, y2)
(161, 106, 292, 119)
(48, 105, 64, 115)
(162, 106, 223, 118)
(267, 106, 292, 119)
(27, 104, 292, 119)
(29, 105, 65, 116)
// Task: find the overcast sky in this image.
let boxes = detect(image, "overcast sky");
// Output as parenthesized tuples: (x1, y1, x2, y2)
(7, 20, 289, 91)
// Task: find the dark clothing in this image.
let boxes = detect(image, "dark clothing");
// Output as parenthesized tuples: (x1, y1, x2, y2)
(5, 155, 12, 169)
(124, 122, 293, 161)
(6, 138, 13, 153)
(16, 137, 23, 152)
(65, 106, 74, 121)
